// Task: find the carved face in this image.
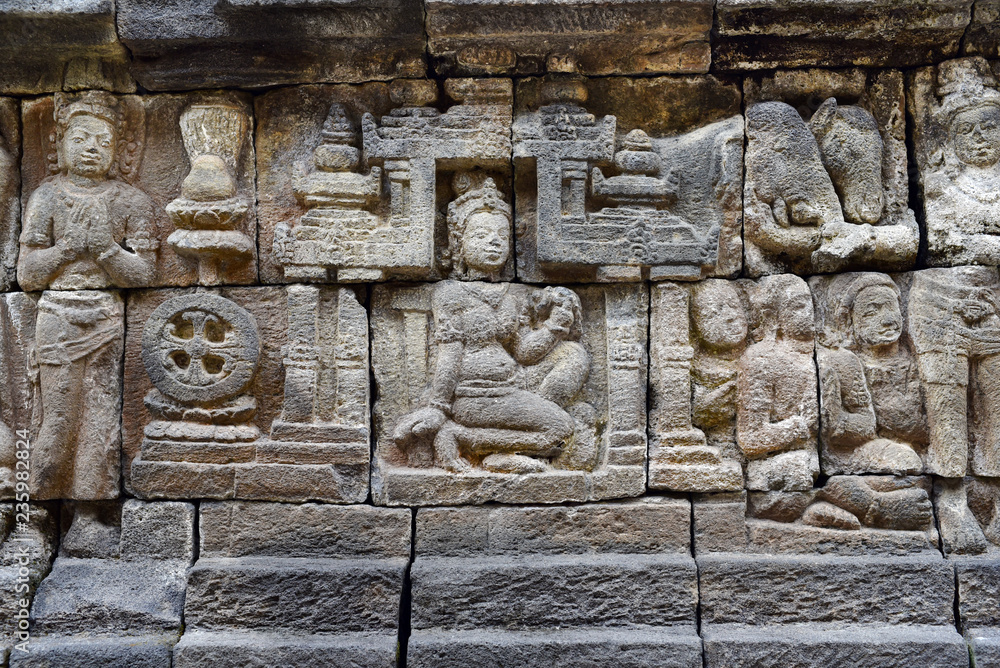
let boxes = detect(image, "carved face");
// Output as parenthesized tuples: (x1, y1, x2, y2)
(780, 289, 814, 341)
(462, 211, 510, 275)
(952, 106, 1000, 168)
(852, 285, 902, 348)
(62, 114, 115, 178)
(692, 282, 747, 351)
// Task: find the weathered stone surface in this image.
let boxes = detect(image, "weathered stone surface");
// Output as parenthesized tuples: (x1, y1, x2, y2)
(744, 70, 917, 276)
(258, 79, 513, 284)
(910, 57, 1000, 267)
(0, 98, 19, 291)
(0, 505, 57, 653)
(120, 499, 195, 561)
(426, 0, 712, 77)
(694, 492, 748, 552)
(9, 635, 173, 668)
(21, 90, 257, 288)
(173, 630, 398, 668)
(117, 0, 425, 90)
(411, 500, 699, 666)
(955, 556, 1000, 651)
(514, 75, 743, 283)
(373, 281, 646, 506)
(125, 286, 370, 502)
(0, 293, 36, 499)
(702, 625, 970, 668)
(0, 1, 133, 94)
(715, 0, 972, 71)
(963, 1, 1000, 59)
(178, 502, 408, 665)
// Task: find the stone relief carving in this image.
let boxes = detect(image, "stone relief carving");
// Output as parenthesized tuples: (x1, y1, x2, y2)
(127, 287, 369, 503)
(0, 98, 19, 292)
(267, 79, 513, 283)
(744, 70, 918, 276)
(912, 57, 1000, 267)
(0, 294, 35, 500)
(372, 178, 646, 505)
(514, 75, 743, 283)
(166, 97, 254, 285)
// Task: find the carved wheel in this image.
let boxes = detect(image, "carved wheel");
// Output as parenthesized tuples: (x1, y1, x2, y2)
(142, 293, 260, 404)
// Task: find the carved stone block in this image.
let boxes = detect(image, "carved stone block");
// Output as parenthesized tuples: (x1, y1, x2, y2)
(0, 99, 19, 291)
(0, 1, 133, 95)
(124, 286, 370, 503)
(744, 70, 918, 276)
(0, 293, 36, 500)
(962, 1, 1000, 60)
(21, 90, 257, 289)
(0, 504, 56, 657)
(174, 502, 410, 667)
(956, 557, 1000, 666)
(257, 79, 513, 284)
(699, 553, 969, 667)
(425, 0, 712, 77)
(514, 75, 743, 283)
(372, 281, 647, 506)
(408, 500, 701, 667)
(714, 0, 971, 71)
(17, 499, 193, 667)
(911, 57, 1000, 267)
(117, 0, 425, 90)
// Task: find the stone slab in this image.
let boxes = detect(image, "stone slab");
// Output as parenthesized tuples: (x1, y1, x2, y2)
(119, 500, 195, 562)
(956, 556, 1000, 631)
(970, 629, 1000, 668)
(183, 557, 407, 634)
(416, 498, 690, 557)
(698, 553, 956, 626)
(30, 557, 188, 636)
(407, 628, 703, 668)
(411, 553, 698, 631)
(714, 0, 972, 70)
(199, 502, 411, 559)
(117, 0, 425, 90)
(426, 0, 712, 77)
(8, 635, 173, 668)
(172, 630, 399, 668)
(702, 624, 969, 668)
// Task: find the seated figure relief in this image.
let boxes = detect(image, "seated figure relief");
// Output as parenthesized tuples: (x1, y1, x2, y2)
(744, 69, 918, 276)
(392, 175, 594, 475)
(373, 173, 647, 505)
(912, 57, 1000, 267)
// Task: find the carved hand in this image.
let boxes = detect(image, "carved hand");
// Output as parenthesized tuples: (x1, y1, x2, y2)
(393, 406, 447, 444)
(85, 199, 116, 257)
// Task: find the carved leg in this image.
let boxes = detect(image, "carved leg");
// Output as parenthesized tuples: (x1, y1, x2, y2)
(935, 477, 988, 555)
(30, 359, 86, 500)
(972, 354, 1000, 476)
(432, 421, 471, 473)
(535, 341, 590, 407)
(818, 475, 932, 531)
(922, 379, 970, 478)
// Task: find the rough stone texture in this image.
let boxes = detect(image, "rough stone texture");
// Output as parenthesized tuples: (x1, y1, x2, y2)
(426, 0, 712, 77)
(744, 70, 917, 276)
(258, 79, 514, 284)
(373, 282, 647, 506)
(514, 75, 743, 283)
(9, 636, 173, 668)
(119, 499, 195, 561)
(714, 0, 972, 71)
(410, 500, 700, 666)
(0, 505, 57, 654)
(117, 0, 425, 90)
(963, 1, 1000, 59)
(0, 98, 19, 292)
(955, 555, 1000, 665)
(178, 502, 409, 667)
(21, 90, 257, 289)
(0, 1, 133, 95)
(910, 57, 1000, 267)
(0, 293, 36, 499)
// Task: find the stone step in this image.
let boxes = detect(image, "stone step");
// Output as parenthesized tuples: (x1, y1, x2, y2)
(698, 553, 956, 627)
(29, 558, 188, 637)
(8, 635, 174, 668)
(702, 624, 969, 668)
(172, 630, 398, 668)
(407, 628, 703, 668)
(184, 557, 407, 634)
(411, 553, 697, 631)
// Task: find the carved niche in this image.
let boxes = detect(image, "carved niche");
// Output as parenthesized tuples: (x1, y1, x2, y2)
(20, 89, 257, 288)
(126, 287, 369, 503)
(371, 178, 647, 505)
(513, 75, 743, 283)
(744, 70, 918, 276)
(260, 79, 513, 283)
(911, 57, 1000, 267)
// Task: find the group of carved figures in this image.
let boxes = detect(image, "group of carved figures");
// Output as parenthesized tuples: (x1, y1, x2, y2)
(2, 57, 1000, 552)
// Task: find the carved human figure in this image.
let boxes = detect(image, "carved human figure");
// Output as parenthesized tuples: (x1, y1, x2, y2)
(921, 58, 1000, 265)
(817, 273, 925, 474)
(690, 280, 747, 466)
(908, 266, 1000, 552)
(16, 91, 155, 512)
(392, 176, 592, 474)
(737, 274, 819, 491)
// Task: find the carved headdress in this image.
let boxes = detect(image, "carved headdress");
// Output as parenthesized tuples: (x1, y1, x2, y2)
(822, 272, 901, 349)
(48, 90, 144, 182)
(444, 172, 511, 277)
(935, 57, 1000, 126)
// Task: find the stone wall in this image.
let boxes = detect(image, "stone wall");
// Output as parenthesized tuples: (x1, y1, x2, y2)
(1, 2, 1000, 666)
